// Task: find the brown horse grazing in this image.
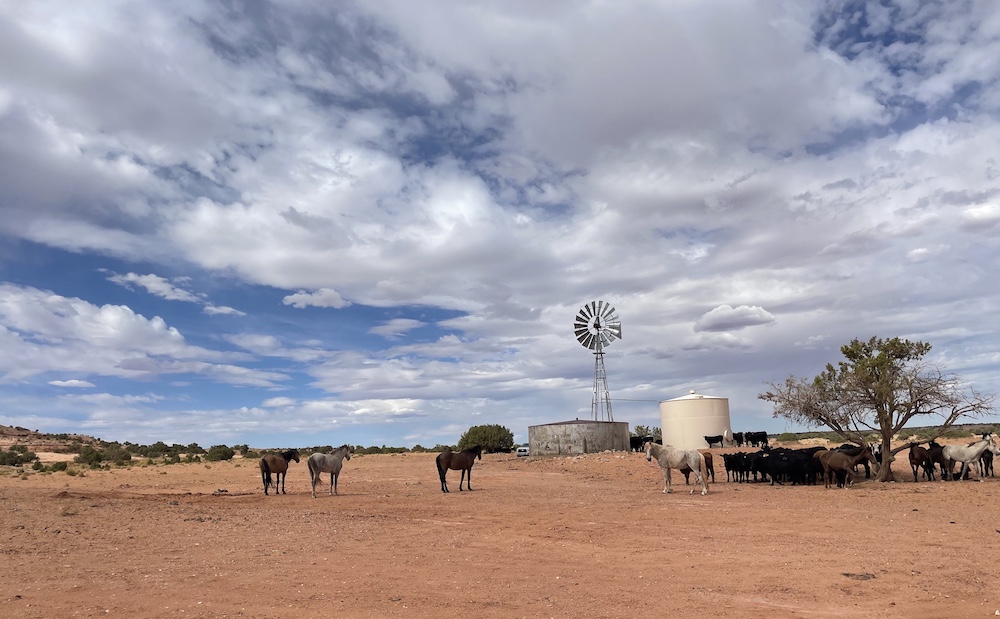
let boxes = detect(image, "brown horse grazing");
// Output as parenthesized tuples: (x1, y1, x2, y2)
(260, 449, 300, 495)
(436, 445, 482, 493)
(908, 443, 934, 482)
(816, 445, 879, 489)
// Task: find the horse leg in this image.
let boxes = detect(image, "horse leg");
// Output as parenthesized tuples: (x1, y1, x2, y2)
(665, 467, 673, 494)
(332, 472, 338, 496)
(466, 467, 473, 491)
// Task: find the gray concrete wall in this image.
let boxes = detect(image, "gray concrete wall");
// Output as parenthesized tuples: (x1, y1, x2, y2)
(528, 421, 630, 456)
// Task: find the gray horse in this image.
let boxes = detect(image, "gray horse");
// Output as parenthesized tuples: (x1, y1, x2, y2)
(307, 445, 352, 498)
(645, 441, 709, 496)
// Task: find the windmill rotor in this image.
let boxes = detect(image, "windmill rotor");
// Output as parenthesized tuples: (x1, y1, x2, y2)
(573, 301, 622, 351)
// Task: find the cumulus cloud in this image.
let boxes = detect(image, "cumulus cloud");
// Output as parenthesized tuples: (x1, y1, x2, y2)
(2, 2, 1000, 445)
(694, 305, 776, 333)
(282, 288, 351, 309)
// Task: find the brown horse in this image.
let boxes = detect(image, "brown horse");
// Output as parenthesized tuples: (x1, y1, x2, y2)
(436, 445, 482, 493)
(680, 451, 714, 484)
(260, 449, 300, 495)
(816, 445, 879, 489)
(908, 443, 934, 482)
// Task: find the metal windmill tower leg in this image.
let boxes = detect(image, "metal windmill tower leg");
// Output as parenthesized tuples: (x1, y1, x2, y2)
(591, 341, 614, 422)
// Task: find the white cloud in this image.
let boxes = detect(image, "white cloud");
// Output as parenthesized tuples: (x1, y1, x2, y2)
(106, 272, 202, 303)
(694, 305, 776, 333)
(47, 379, 95, 388)
(369, 319, 425, 339)
(282, 288, 351, 309)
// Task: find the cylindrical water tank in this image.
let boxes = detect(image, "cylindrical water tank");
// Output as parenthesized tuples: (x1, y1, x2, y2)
(659, 390, 732, 450)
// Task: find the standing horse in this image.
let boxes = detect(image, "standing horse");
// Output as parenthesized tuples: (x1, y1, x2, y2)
(645, 441, 708, 495)
(436, 445, 483, 493)
(908, 443, 934, 482)
(816, 445, 879, 489)
(260, 449, 300, 495)
(942, 434, 1000, 481)
(307, 445, 352, 498)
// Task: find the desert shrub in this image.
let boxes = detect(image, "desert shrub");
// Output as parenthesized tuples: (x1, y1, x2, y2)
(65, 468, 78, 476)
(205, 445, 235, 461)
(51, 461, 68, 472)
(103, 446, 132, 465)
(75, 446, 103, 467)
(31, 461, 43, 471)
(164, 454, 180, 465)
(184, 453, 201, 463)
(775, 432, 798, 443)
(244, 450, 260, 459)
(939, 428, 973, 439)
(0, 449, 36, 466)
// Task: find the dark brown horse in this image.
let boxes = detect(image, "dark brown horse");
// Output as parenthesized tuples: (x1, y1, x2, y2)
(260, 449, 300, 495)
(436, 445, 482, 493)
(908, 443, 934, 482)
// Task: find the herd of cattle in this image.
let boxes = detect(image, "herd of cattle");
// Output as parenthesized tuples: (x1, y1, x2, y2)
(631, 432, 997, 487)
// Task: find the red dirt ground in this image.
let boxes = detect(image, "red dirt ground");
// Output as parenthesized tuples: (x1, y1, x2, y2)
(1, 444, 998, 619)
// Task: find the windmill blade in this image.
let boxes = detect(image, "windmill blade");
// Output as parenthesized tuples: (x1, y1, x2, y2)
(599, 332, 610, 348)
(582, 332, 597, 350)
(605, 321, 622, 340)
(590, 301, 598, 319)
(574, 327, 591, 343)
(596, 300, 605, 318)
(600, 303, 616, 320)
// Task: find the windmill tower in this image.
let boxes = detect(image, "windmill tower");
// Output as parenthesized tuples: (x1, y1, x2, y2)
(573, 301, 622, 422)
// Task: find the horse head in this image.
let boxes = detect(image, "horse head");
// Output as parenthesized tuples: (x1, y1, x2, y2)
(289, 449, 301, 463)
(341, 444, 352, 460)
(987, 435, 1000, 456)
(644, 442, 654, 462)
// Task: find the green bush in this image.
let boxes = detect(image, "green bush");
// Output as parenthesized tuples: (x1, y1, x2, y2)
(51, 461, 68, 472)
(457, 424, 515, 454)
(75, 446, 103, 466)
(205, 445, 235, 461)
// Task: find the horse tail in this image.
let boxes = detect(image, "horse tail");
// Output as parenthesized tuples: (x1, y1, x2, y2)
(699, 452, 709, 488)
(261, 458, 273, 492)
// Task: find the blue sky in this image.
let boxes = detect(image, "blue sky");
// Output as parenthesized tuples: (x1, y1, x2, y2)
(2, 0, 999, 448)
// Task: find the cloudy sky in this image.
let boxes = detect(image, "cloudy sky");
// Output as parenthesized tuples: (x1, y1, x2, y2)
(2, 0, 999, 448)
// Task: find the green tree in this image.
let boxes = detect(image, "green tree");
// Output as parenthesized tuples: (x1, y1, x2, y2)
(760, 337, 995, 481)
(205, 445, 235, 461)
(457, 424, 514, 453)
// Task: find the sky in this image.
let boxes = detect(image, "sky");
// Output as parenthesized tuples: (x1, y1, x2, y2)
(1, 0, 999, 449)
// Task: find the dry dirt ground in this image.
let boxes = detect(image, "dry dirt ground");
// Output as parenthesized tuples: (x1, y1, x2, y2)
(1, 445, 999, 619)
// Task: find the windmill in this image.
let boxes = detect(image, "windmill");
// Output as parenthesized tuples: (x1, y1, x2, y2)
(573, 301, 622, 422)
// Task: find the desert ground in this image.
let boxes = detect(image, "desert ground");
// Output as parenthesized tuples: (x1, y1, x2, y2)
(1, 444, 999, 619)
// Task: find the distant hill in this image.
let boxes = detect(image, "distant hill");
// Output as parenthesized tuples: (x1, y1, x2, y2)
(0, 424, 100, 453)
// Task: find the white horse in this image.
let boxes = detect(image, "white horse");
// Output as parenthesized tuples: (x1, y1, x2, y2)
(942, 434, 1000, 481)
(645, 441, 709, 496)
(307, 445, 352, 498)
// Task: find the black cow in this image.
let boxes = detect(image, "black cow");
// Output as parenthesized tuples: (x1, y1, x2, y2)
(704, 434, 724, 448)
